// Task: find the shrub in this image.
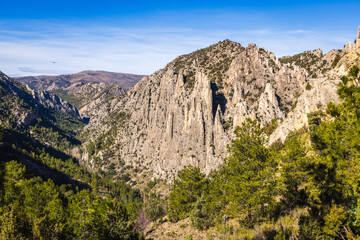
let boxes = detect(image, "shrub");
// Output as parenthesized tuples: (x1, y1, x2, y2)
(306, 82, 312, 90)
(144, 194, 166, 222)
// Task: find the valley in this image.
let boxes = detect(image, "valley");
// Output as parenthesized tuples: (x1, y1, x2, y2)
(1, 25, 360, 239)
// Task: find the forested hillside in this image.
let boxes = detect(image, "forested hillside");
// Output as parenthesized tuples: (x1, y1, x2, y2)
(163, 65, 360, 239)
(0, 72, 144, 239)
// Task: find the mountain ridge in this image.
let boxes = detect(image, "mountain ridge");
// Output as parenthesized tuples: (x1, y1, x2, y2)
(79, 27, 360, 183)
(78, 38, 335, 181)
(15, 70, 145, 91)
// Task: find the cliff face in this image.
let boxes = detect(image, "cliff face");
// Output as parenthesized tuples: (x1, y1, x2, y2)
(336, 27, 360, 75)
(81, 27, 360, 180)
(269, 26, 360, 144)
(0, 71, 83, 129)
(81, 41, 308, 178)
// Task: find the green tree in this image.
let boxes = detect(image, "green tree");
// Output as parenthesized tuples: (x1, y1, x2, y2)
(0, 203, 30, 240)
(168, 165, 207, 222)
(278, 136, 311, 210)
(105, 200, 143, 239)
(144, 193, 166, 222)
(213, 119, 277, 224)
(190, 194, 216, 230)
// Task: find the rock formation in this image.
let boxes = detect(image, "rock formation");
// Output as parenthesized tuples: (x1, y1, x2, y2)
(81, 41, 306, 178)
(80, 27, 360, 180)
(0, 72, 82, 128)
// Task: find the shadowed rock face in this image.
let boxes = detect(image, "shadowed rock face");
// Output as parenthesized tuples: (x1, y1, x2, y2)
(81, 28, 360, 180)
(0, 72, 81, 126)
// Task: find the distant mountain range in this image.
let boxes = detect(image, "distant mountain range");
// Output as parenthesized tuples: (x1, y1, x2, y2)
(14, 70, 145, 91)
(14, 70, 145, 118)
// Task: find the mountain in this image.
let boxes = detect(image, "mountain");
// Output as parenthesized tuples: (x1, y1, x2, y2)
(0, 72, 143, 239)
(0, 70, 89, 189)
(15, 70, 145, 91)
(0, 72, 82, 128)
(15, 70, 144, 118)
(270, 26, 360, 144)
(1, 25, 360, 240)
(79, 28, 360, 184)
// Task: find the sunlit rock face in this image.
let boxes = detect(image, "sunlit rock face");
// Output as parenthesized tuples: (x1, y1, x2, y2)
(82, 27, 360, 179)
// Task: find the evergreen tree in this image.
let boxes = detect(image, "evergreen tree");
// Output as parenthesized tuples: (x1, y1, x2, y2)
(213, 119, 277, 224)
(168, 165, 207, 222)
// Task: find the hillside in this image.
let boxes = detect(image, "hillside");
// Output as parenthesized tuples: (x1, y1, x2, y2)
(0, 72, 143, 239)
(14, 70, 144, 118)
(144, 27, 360, 240)
(1, 24, 360, 240)
(15, 70, 145, 91)
(79, 33, 349, 183)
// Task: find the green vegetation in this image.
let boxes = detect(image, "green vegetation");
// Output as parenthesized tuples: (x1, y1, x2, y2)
(172, 40, 244, 91)
(222, 117, 233, 131)
(0, 161, 143, 239)
(144, 193, 166, 222)
(168, 165, 207, 222)
(168, 65, 360, 239)
(279, 50, 328, 77)
(0, 73, 144, 238)
(264, 118, 279, 136)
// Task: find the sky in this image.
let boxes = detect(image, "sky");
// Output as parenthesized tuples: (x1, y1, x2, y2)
(0, 1, 359, 77)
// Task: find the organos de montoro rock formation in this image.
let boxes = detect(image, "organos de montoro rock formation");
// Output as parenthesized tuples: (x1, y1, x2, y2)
(81, 26, 360, 180)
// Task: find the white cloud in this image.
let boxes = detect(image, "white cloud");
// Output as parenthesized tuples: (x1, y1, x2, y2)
(0, 19, 357, 77)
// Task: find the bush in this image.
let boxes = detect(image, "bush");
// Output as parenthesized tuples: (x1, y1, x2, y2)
(348, 65, 359, 78)
(144, 194, 166, 222)
(190, 196, 213, 230)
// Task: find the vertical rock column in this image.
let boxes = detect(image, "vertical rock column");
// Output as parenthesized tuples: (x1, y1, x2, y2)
(356, 25, 360, 50)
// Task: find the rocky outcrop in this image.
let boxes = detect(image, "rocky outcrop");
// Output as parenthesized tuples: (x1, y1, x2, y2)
(82, 41, 309, 179)
(257, 83, 285, 125)
(269, 77, 341, 144)
(0, 72, 82, 128)
(81, 27, 360, 180)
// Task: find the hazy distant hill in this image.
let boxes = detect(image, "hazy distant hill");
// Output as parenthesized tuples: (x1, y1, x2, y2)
(15, 70, 145, 91)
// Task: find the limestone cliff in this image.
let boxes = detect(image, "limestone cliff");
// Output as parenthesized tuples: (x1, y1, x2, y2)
(82, 41, 308, 179)
(269, 26, 360, 144)
(81, 27, 360, 180)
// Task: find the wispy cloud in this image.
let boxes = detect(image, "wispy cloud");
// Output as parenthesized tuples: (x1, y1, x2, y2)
(17, 67, 71, 75)
(0, 18, 357, 77)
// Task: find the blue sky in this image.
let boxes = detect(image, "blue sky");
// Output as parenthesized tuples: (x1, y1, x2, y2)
(0, 1, 359, 76)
